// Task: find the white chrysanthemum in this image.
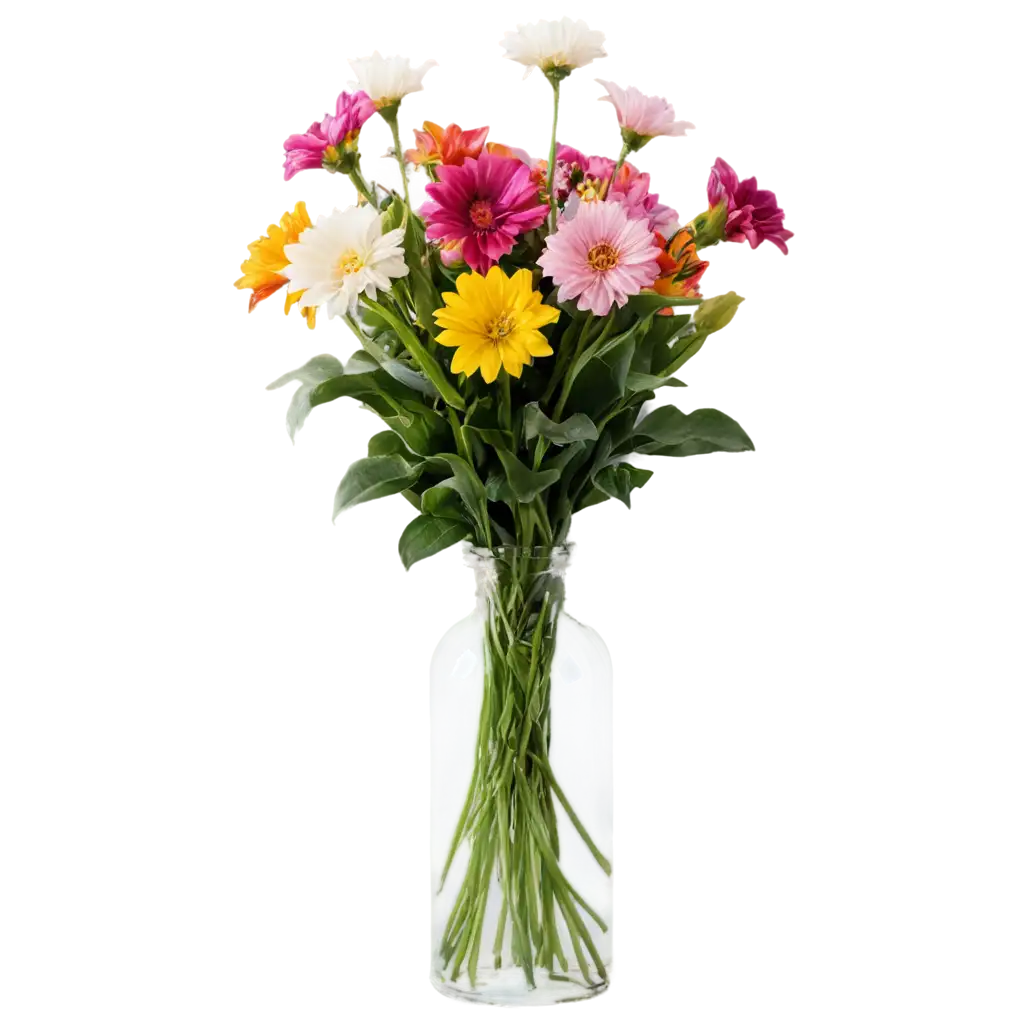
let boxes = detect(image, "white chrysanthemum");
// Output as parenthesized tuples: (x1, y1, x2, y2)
(598, 79, 692, 145)
(282, 206, 409, 319)
(349, 51, 437, 107)
(500, 17, 606, 76)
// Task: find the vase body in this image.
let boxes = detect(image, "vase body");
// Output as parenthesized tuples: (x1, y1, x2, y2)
(430, 545, 612, 1006)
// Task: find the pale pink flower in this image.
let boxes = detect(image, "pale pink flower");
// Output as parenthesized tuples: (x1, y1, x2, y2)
(596, 80, 694, 143)
(538, 201, 662, 316)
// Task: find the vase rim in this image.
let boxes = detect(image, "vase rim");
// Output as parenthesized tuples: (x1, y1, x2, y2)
(464, 543, 573, 572)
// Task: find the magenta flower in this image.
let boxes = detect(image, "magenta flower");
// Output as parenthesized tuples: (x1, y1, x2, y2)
(319, 88, 376, 148)
(707, 157, 793, 254)
(421, 153, 548, 274)
(283, 91, 376, 180)
(538, 200, 662, 316)
(280, 120, 327, 181)
(597, 80, 694, 144)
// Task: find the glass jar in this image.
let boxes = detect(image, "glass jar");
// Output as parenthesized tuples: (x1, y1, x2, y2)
(430, 545, 612, 1006)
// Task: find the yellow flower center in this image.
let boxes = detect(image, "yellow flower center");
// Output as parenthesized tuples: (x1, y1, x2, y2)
(324, 144, 340, 163)
(336, 250, 364, 276)
(577, 178, 603, 203)
(469, 200, 494, 230)
(486, 312, 516, 343)
(587, 243, 620, 273)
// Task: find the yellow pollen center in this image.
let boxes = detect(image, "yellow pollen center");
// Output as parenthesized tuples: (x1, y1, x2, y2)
(578, 178, 603, 202)
(469, 200, 494, 230)
(336, 250, 364, 276)
(323, 144, 340, 163)
(486, 312, 515, 343)
(587, 243, 620, 272)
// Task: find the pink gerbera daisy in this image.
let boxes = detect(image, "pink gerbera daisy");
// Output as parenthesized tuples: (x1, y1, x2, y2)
(538, 201, 662, 316)
(596, 80, 694, 145)
(421, 153, 547, 274)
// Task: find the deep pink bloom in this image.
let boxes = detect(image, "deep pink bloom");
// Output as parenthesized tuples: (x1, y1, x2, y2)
(317, 89, 374, 148)
(538, 200, 662, 316)
(280, 120, 327, 181)
(421, 153, 548, 273)
(283, 91, 376, 180)
(707, 157, 793, 254)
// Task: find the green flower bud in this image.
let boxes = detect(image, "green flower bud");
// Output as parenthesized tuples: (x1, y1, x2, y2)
(688, 199, 729, 249)
(693, 292, 745, 335)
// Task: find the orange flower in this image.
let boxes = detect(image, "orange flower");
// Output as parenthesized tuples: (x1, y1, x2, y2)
(652, 228, 709, 311)
(234, 202, 317, 328)
(405, 121, 489, 168)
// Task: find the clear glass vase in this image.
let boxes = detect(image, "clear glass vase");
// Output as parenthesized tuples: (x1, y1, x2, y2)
(430, 545, 612, 1006)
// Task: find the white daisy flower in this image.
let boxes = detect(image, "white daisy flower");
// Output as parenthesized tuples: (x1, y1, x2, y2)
(500, 17, 606, 77)
(598, 78, 692, 146)
(349, 51, 437, 108)
(282, 205, 409, 319)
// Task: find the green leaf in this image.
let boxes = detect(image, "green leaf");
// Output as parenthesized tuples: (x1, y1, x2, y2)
(542, 440, 588, 475)
(625, 372, 687, 392)
(495, 450, 561, 503)
(398, 515, 470, 570)
(625, 292, 703, 317)
(630, 405, 753, 450)
(421, 481, 472, 521)
(333, 455, 422, 519)
(425, 453, 488, 532)
(382, 405, 451, 457)
(367, 431, 409, 458)
(266, 354, 346, 441)
(522, 404, 599, 444)
(565, 331, 637, 418)
(593, 463, 653, 507)
(576, 488, 610, 510)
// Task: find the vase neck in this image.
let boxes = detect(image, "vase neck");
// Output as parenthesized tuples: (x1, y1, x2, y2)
(466, 545, 571, 611)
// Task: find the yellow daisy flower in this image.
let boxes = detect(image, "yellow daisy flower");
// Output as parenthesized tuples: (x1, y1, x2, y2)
(434, 267, 560, 383)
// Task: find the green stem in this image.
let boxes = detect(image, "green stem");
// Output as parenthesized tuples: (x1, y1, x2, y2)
(601, 140, 632, 200)
(546, 79, 561, 233)
(362, 297, 465, 410)
(551, 314, 600, 422)
(385, 112, 411, 210)
(347, 161, 379, 209)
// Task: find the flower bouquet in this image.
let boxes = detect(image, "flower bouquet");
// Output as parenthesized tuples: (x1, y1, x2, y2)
(236, 16, 790, 1006)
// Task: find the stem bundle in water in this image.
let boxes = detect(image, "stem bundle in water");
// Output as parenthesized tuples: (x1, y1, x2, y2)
(437, 549, 611, 991)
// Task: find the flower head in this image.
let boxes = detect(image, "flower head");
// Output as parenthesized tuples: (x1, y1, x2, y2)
(538, 200, 662, 316)
(422, 153, 547, 274)
(280, 121, 327, 182)
(281, 205, 408, 319)
(283, 91, 376, 180)
(501, 17, 606, 78)
(319, 88, 376, 149)
(652, 229, 709, 305)
(597, 80, 694, 149)
(707, 157, 793, 254)
(434, 267, 560, 383)
(349, 52, 436, 108)
(405, 121, 489, 169)
(607, 163, 680, 237)
(234, 201, 318, 327)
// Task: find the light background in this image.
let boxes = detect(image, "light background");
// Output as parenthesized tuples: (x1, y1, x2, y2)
(2, 6, 1024, 1015)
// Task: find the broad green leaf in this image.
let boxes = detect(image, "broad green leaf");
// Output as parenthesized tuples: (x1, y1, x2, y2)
(522, 404, 599, 444)
(367, 431, 409, 458)
(630, 405, 753, 450)
(333, 455, 422, 519)
(576, 488, 610, 511)
(593, 463, 654, 507)
(421, 481, 472, 522)
(266, 354, 346, 441)
(625, 372, 687, 391)
(625, 292, 702, 317)
(381, 358, 440, 398)
(383, 405, 451, 457)
(565, 331, 637, 418)
(495, 450, 561, 503)
(399, 515, 470, 570)
(345, 350, 379, 374)
(542, 440, 588, 475)
(426, 453, 488, 531)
